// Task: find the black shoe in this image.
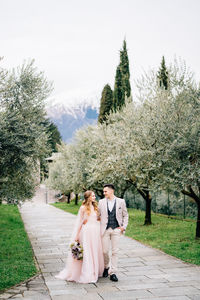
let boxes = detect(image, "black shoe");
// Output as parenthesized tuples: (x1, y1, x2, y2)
(103, 268, 109, 277)
(110, 274, 118, 282)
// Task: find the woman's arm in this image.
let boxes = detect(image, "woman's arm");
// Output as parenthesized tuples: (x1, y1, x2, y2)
(75, 206, 85, 241)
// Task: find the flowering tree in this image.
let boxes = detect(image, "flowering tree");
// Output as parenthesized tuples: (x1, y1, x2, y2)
(136, 59, 200, 237)
(47, 58, 200, 237)
(95, 103, 157, 224)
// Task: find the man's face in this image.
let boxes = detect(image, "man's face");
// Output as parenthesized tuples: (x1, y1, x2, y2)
(103, 187, 113, 198)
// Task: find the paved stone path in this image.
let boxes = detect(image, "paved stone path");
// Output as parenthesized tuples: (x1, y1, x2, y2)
(1, 185, 200, 300)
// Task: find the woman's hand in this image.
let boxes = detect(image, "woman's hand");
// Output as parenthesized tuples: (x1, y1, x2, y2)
(75, 235, 79, 242)
(83, 219, 88, 225)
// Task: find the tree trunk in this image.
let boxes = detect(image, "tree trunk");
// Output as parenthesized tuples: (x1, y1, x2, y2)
(137, 188, 152, 225)
(75, 193, 79, 205)
(144, 192, 152, 225)
(196, 203, 200, 239)
(120, 181, 132, 199)
(67, 193, 70, 204)
(182, 186, 200, 239)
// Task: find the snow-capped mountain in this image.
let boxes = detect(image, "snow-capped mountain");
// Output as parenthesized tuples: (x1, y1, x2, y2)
(46, 101, 99, 143)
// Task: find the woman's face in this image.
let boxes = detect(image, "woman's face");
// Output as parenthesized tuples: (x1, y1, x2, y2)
(89, 192, 96, 203)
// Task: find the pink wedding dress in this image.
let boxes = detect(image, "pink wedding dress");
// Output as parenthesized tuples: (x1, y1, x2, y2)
(55, 205, 104, 283)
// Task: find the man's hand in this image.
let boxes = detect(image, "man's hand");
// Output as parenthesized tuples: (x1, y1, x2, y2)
(117, 227, 125, 233)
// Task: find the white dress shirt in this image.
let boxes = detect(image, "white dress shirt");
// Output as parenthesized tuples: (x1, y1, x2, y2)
(107, 198, 116, 212)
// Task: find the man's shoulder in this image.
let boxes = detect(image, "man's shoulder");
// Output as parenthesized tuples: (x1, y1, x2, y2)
(116, 197, 126, 206)
(98, 198, 106, 204)
(116, 197, 125, 202)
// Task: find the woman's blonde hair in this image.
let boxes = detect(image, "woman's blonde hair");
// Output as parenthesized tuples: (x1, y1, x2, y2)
(82, 190, 99, 216)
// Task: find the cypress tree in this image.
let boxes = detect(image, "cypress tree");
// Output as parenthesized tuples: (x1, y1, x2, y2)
(113, 40, 131, 112)
(98, 84, 113, 124)
(157, 56, 169, 90)
(120, 39, 131, 98)
(113, 65, 125, 111)
(45, 119, 62, 152)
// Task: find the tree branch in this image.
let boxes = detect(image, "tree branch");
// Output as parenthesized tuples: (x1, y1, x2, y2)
(137, 188, 147, 200)
(182, 187, 200, 204)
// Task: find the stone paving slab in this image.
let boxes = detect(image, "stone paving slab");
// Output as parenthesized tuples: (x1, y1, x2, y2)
(100, 289, 154, 299)
(139, 297, 191, 300)
(1, 185, 200, 300)
(0, 274, 51, 300)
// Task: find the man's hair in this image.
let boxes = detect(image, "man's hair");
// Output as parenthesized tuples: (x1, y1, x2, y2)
(103, 184, 115, 190)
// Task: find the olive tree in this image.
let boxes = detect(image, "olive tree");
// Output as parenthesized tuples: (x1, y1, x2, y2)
(136, 58, 200, 237)
(0, 60, 52, 203)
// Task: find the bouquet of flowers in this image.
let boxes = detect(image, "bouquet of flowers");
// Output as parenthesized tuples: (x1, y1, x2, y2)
(70, 241, 83, 260)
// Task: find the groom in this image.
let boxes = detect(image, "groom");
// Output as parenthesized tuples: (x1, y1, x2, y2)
(98, 184, 128, 282)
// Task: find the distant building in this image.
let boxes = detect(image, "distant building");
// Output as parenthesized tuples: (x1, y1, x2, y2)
(43, 152, 62, 181)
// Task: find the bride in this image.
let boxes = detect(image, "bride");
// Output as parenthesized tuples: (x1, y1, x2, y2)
(55, 190, 104, 283)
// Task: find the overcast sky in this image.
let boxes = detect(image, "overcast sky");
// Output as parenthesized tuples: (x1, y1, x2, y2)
(1, 0, 200, 107)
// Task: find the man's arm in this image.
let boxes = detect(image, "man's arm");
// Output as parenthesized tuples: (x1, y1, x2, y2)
(97, 200, 102, 221)
(121, 199, 129, 231)
(98, 199, 102, 211)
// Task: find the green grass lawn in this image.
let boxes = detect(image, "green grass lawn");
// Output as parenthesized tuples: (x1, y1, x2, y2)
(53, 201, 82, 214)
(0, 205, 37, 291)
(52, 201, 200, 265)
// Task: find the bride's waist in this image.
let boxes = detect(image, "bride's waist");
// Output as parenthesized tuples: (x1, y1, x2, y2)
(84, 220, 100, 225)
